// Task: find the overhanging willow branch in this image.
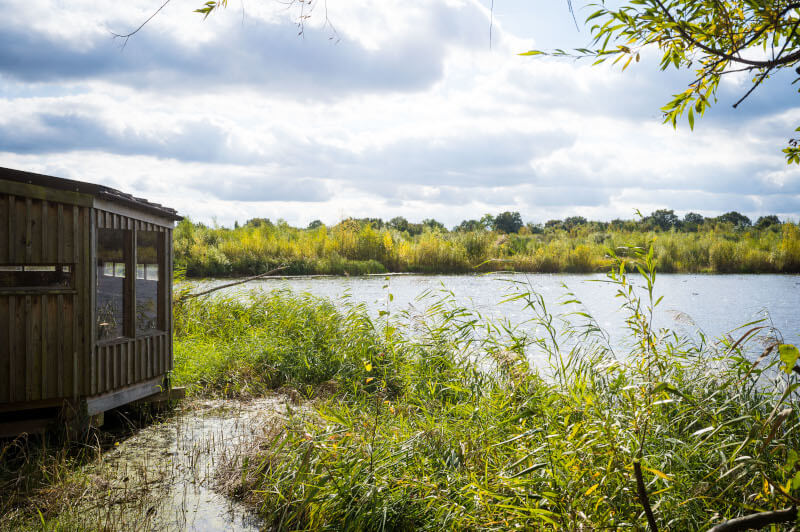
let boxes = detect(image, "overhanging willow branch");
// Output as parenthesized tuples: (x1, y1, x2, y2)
(650, 0, 800, 68)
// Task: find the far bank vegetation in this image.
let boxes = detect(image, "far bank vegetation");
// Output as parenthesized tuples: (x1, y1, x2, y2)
(175, 210, 800, 276)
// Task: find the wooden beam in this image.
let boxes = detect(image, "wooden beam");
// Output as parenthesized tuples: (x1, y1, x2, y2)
(93, 199, 176, 228)
(0, 397, 65, 414)
(75, 205, 84, 398)
(7, 195, 14, 262)
(84, 206, 92, 397)
(8, 296, 15, 402)
(25, 295, 32, 401)
(0, 179, 93, 209)
(40, 294, 47, 399)
(85, 377, 163, 416)
(57, 294, 63, 397)
(124, 226, 135, 339)
(131, 386, 186, 406)
(0, 288, 77, 296)
(166, 228, 173, 370)
(25, 197, 32, 262)
(57, 203, 64, 263)
(157, 230, 167, 331)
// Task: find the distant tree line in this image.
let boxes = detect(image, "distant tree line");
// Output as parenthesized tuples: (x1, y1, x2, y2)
(531, 210, 783, 234)
(177, 209, 800, 277)
(237, 209, 785, 236)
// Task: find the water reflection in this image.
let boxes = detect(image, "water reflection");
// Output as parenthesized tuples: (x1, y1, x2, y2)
(86, 398, 287, 531)
(190, 273, 800, 350)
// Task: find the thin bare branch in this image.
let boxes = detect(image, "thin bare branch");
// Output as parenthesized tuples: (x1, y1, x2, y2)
(176, 265, 288, 301)
(733, 15, 800, 108)
(110, 0, 173, 49)
(633, 461, 659, 532)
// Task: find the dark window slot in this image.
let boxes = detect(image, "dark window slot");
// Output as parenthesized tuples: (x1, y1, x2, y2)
(0, 264, 74, 288)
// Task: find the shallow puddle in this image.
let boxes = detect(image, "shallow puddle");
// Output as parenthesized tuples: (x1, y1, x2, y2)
(87, 397, 289, 531)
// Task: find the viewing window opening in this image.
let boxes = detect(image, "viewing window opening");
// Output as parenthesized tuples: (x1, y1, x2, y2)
(0, 264, 73, 288)
(96, 228, 128, 341)
(136, 231, 162, 334)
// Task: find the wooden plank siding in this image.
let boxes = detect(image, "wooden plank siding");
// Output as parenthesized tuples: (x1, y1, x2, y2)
(94, 211, 169, 232)
(1, 180, 176, 410)
(92, 333, 170, 395)
(0, 190, 88, 404)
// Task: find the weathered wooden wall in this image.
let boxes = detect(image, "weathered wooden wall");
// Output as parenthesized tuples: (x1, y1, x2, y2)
(0, 188, 92, 404)
(1, 183, 175, 408)
(93, 333, 171, 395)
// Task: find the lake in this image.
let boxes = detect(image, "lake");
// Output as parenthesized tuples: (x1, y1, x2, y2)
(191, 273, 800, 352)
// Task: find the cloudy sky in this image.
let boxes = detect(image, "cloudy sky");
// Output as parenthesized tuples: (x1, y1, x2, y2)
(1, 0, 798, 227)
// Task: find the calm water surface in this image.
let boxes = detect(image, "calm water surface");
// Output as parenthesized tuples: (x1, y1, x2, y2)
(89, 399, 281, 531)
(196, 273, 800, 349)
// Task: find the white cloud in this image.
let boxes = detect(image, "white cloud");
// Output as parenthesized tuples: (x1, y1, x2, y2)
(0, 0, 798, 227)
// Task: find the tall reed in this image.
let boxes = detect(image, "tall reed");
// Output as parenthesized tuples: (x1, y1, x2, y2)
(175, 218, 800, 276)
(203, 247, 800, 530)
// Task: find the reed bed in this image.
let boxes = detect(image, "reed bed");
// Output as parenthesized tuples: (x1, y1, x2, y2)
(174, 248, 800, 530)
(172, 288, 384, 398)
(4, 246, 798, 530)
(175, 218, 800, 276)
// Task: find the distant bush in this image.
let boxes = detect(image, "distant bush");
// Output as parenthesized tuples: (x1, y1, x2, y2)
(709, 240, 738, 272)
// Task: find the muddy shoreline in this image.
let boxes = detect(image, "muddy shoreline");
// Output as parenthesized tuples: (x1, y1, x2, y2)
(2, 396, 294, 531)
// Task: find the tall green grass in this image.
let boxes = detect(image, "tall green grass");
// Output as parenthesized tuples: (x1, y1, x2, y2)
(175, 248, 800, 530)
(173, 290, 392, 397)
(175, 218, 800, 276)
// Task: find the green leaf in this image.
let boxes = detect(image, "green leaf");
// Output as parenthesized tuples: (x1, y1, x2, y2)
(779, 344, 799, 374)
(641, 465, 672, 481)
(622, 54, 634, 71)
(792, 470, 800, 490)
(510, 462, 547, 478)
(519, 50, 545, 56)
(585, 9, 606, 23)
(786, 449, 798, 470)
(691, 426, 714, 437)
